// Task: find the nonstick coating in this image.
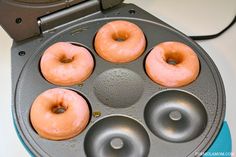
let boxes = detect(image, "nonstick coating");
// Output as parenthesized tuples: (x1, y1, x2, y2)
(11, 4, 225, 157)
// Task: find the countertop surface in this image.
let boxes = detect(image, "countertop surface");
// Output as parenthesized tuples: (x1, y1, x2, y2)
(126, 0, 236, 36)
(0, 0, 235, 156)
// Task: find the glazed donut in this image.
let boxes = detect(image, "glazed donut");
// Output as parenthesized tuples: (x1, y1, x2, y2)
(145, 42, 200, 87)
(94, 20, 146, 63)
(40, 42, 94, 86)
(30, 88, 90, 140)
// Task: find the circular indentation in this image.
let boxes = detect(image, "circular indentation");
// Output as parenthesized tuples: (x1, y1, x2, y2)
(84, 116, 150, 157)
(114, 37, 126, 42)
(15, 17, 22, 24)
(110, 138, 124, 150)
(18, 51, 26, 56)
(169, 110, 182, 121)
(144, 90, 207, 143)
(51, 105, 67, 114)
(129, 9, 136, 14)
(59, 57, 74, 63)
(93, 68, 144, 108)
(167, 58, 178, 65)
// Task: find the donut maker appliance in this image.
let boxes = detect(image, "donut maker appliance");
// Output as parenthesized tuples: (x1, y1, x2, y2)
(0, 0, 226, 157)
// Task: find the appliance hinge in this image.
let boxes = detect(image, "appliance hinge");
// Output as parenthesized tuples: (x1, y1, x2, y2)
(39, 0, 100, 32)
(38, 0, 124, 32)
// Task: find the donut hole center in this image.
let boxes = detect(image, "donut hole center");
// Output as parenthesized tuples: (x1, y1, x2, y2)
(60, 56, 74, 63)
(110, 138, 124, 150)
(167, 58, 178, 65)
(165, 52, 183, 65)
(169, 110, 182, 121)
(112, 33, 129, 42)
(52, 105, 67, 114)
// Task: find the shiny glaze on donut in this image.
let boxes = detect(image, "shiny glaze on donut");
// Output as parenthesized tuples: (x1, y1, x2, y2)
(40, 42, 94, 86)
(30, 88, 90, 140)
(95, 20, 146, 63)
(145, 42, 200, 87)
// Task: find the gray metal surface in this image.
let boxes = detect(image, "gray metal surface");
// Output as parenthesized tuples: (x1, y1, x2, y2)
(10, 3, 225, 157)
(40, 0, 101, 32)
(84, 115, 150, 157)
(0, 0, 86, 41)
(0, 0, 124, 41)
(144, 90, 208, 143)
